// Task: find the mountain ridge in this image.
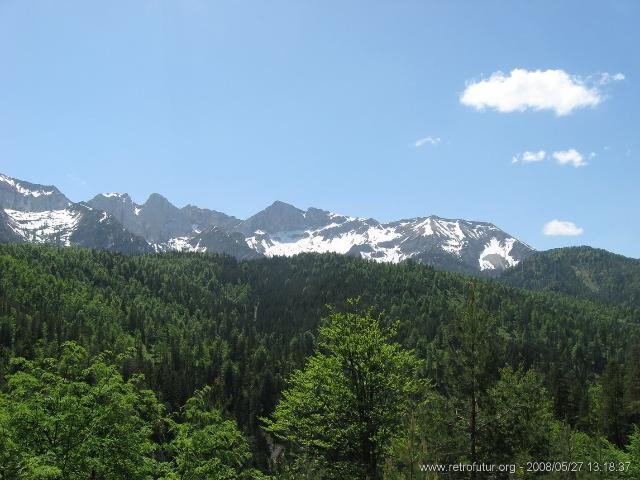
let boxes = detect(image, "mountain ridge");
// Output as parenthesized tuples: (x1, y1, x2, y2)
(500, 246, 640, 308)
(1, 172, 533, 273)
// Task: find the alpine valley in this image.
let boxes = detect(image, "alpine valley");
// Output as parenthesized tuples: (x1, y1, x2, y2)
(2, 171, 640, 479)
(0, 172, 532, 274)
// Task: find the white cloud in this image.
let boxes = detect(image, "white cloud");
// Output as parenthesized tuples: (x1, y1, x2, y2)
(513, 150, 546, 163)
(543, 220, 584, 236)
(513, 148, 594, 167)
(413, 136, 441, 148)
(552, 149, 590, 167)
(597, 72, 625, 84)
(460, 68, 624, 116)
(523, 150, 546, 162)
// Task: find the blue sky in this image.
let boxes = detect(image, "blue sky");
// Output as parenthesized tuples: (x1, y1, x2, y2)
(1, 1, 638, 257)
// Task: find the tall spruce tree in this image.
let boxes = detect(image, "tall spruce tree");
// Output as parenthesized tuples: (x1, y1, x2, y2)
(440, 284, 498, 470)
(596, 360, 627, 446)
(624, 341, 640, 426)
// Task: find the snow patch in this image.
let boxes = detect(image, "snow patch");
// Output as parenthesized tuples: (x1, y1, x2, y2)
(4, 208, 81, 245)
(245, 223, 403, 261)
(360, 244, 407, 263)
(419, 218, 434, 236)
(0, 174, 56, 197)
(479, 237, 518, 270)
(155, 237, 207, 253)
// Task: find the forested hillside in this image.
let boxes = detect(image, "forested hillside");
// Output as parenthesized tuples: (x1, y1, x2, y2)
(501, 246, 640, 308)
(1, 244, 639, 478)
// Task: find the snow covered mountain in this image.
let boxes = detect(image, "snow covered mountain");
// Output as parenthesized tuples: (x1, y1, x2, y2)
(0, 174, 151, 254)
(0, 173, 534, 272)
(241, 201, 532, 273)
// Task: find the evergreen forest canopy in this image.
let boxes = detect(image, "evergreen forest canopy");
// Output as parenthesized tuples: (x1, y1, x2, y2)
(1, 243, 640, 478)
(500, 246, 640, 309)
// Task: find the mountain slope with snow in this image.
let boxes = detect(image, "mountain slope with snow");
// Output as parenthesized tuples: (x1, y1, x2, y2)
(241, 202, 532, 273)
(3, 203, 153, 254)
(0, 174, 152, 254)
(0, 173, 534, 272)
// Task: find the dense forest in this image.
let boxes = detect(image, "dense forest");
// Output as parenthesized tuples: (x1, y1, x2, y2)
(1, 243, 639, 478)
(501, 246, 640, 309)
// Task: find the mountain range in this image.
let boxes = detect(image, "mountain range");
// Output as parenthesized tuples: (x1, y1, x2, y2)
(0, 172, 534, 273)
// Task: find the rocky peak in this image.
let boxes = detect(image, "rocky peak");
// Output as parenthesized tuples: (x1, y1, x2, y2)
(0, 173, 71, 212)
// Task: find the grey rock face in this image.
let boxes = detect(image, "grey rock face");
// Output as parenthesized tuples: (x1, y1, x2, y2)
(0, 173, 71, 212)
(0, 209, 23, 243)
(236, 201, 312, 234)
(138, 193, 193, 242)
(86, 193, 139, 231)
(87, 192, 192, 243)
(157, 226, 261, 260)
(181, 205, 242, 232)
(87, 194, 243, 244)
(70, 204, 154, 254)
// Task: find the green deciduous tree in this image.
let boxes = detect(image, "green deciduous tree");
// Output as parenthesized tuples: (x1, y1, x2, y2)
(263, 302, 423, 479)
(625, 426, 640, 479)
(0, 341, 163, 480)
(552, 429, 629, 480)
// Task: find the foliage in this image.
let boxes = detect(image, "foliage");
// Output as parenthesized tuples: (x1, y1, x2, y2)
(1, 244, 640, 477)
(163, 386, 271, 480)
(481, 366, 555, 466)
(263, 303, 423, 479)
(501, 246, 640, 309)
(0, 342, 161, 479)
